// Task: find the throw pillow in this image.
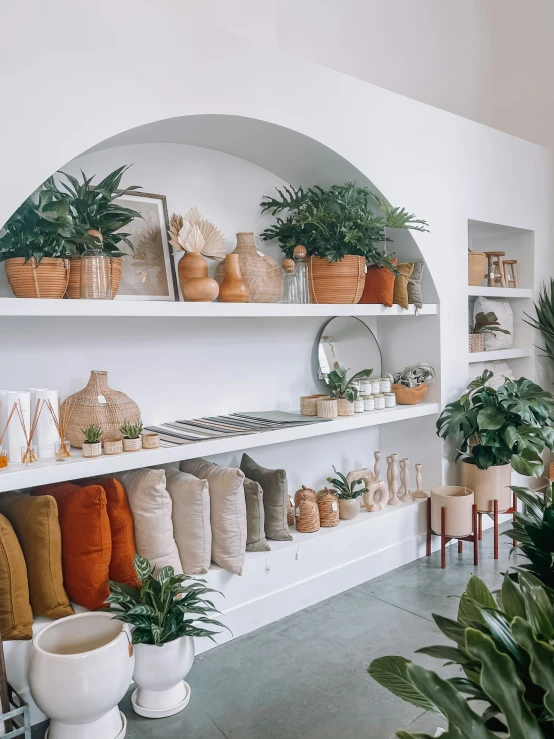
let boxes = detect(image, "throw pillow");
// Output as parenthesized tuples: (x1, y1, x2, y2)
(244, 478, 270, 552)
(180, 458, 246, 576)
(240, 453, 292, 541)
(473, 296, 513, 350)
(393, 262, 414, 309)
(0, 493, 73, 619)
(0, 514, 32, 640)
(359, 258, 397, 306)
(407, 261, 424, 309)
(114, 468, 182, 575)
(31, 483, 111, 611)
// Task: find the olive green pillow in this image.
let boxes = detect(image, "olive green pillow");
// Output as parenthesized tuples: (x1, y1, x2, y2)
(240, 454, 292, 542)
(0, 513, 33, 640)
(244, 479, 271, 552)
(393, 262, 414, 310)
(407, 261, 424, 309)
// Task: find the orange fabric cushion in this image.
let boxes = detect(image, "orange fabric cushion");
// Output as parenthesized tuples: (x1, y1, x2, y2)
(360, 259, 397, 306)
(32, 483, 111, 610)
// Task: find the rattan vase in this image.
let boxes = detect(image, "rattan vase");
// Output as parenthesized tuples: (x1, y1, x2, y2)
(5, 257, 69, 299)
(62, 370, 141, 448)
(468, 251, 487, 286)
(308, 255, 365, 304)
(215, 233, 283, 303)
(295, 493, 320, 533)
(66, 257, 123, 299)
(317, 488, 339, 527)
(294, 485, 316, 508)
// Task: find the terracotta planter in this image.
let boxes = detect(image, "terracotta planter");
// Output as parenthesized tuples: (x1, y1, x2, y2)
(308, 255, 365, 304)
(461, 460, 511, 512)
(391, 383, 428, 405)
(218, 254, 249, 303)
(5, 257, 69, 299)
(339, 498, 360, 520)
(215, 232, 283, 303)
(178, 252, 219, 302)
(431, 485, 474, 537)
(123, 437, 142, 452)
(337, 398, 354, 416)
(66, 257, 122, 299)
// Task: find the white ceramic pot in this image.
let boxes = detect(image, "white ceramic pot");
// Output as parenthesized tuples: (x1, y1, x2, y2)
(461, 460, 512, 512)
(132, 636, 194, 718)
(122, 437, 142, 452)
(29, 612, 134, 739)
(82, 442, 102, 458)
(338, 498, 360, 520)
(431, 485, 474, 538)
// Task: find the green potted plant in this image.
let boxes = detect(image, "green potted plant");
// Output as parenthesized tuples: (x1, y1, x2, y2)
(107, 554, 227, 718)
(507, 484, 554, 589)
(469, 311, 510, 353)
(260, 182, 428, 304)
(82, 424, 103, 458)
(0, 191, 75, 298)
(326, 465, 368, 520)
(324, 362, 373, 416)
(392, 362, 436, 405)
(120, 419, 143, 452)
(436, 370, 554, 512)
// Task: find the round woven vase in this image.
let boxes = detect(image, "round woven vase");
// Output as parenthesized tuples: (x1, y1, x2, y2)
(5, 257, 69, 299)
(215, 233, 283, 303)
(308, 255, 365, 304)
(317, 489, 339, 527)
(62, 370, 141, 448)
(66, 257, 123, 299)
(296, 495, 320, 533)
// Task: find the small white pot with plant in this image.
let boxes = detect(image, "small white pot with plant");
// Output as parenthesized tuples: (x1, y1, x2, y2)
(81, 424, 102, 458)
(107, 555, 228, 719)
(324, 363, 373, 416)
(327, 466, 368, 520)
(120, 420, 143, 452)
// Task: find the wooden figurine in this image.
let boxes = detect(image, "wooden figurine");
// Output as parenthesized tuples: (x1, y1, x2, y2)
(401, 458, 414, 502)
(398, 459, 405, 497)
(414, 462, 427, 499)
(503, 259, 518, 288)
(388, 453, 402, 505)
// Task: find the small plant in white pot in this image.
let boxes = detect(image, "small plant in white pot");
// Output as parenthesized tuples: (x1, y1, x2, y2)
(120, 419, 143, 452)
(81, 424, 102, 458)
(327, 466, 367, 520)
(107, 554, 227, 719)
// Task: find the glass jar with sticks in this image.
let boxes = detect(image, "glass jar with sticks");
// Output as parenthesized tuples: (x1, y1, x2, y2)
(16, 399, 42, 465)
(0, 401, 18, 468)
(45, 398, 73, 462)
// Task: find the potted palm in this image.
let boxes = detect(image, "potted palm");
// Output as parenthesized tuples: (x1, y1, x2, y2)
(436, 370, 554, 512)
(324, 362, 373, 416)
(107, 554, 227, 718)
(468, 311, 510, 353)
(120, 420, 143, 452)
(260, 183, 428, 304)
(326, 466, 368, 520)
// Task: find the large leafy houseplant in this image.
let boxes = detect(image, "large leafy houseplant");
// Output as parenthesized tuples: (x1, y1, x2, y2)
(525, 279, 554, 366)
(436, 370, 554, 477)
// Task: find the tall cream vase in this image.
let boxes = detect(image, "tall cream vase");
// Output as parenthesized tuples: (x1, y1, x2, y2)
(460, 460, 512, 512)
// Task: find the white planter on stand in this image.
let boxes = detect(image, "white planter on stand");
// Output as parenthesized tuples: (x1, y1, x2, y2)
(28, 612, 134, 739)
(131, 636, 194, 719)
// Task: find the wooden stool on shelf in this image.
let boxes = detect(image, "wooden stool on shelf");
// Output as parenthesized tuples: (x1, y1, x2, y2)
(484, 251, 507, 288)
(477, 490, 518, 558)
(426, 498, 479, 569)
(503, 260, 519, 288)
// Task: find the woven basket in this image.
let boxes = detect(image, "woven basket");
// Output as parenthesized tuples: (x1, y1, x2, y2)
(66, 257, 123, 299)
(215, 233, 283, 303)
(5, 257, 69, 298)
(294, 485, 316, 508)
(469, 334, 485, 353)
(317, 488, 339, 527)
(62, 370, 141, 448)
(308, 255, 365, 304)
(287, 496, 295, 526)
(296, 493, 320, 533)
(337, 398, 354, 416)
(300, 394, 329, 416)
(317, 398, 338, 419)
(468, 251, 487, 286)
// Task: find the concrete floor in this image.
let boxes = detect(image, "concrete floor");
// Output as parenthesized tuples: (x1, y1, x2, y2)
(33, 524, 511, 739)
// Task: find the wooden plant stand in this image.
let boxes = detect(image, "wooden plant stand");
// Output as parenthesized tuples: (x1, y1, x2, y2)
(477, 490, 517, 559)
(426, 498, 479, 569)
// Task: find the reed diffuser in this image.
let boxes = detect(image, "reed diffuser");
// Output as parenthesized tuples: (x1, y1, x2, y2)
(0, 401, 18, 468)
(17, 399, 42, 465)
(46, 398, 73, 461)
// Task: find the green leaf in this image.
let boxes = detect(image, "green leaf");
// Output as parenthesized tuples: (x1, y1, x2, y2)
(501, 574, 526, 621)
(477, 407, 505, 431)
(415, 645, 475, 668)
(432, 614, 467, 646)
(511, 616, 554, 718)
(367, 656, 439, 715)
(511, 447, 544, 478)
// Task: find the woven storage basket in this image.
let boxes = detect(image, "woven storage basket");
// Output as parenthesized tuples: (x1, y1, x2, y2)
(468, 334, 485, 353)
(300, 394, 329, 416)
(317, 488, 339, 527)
(295, 493, 320, 533)
(215, 232, 283, 303)
(66, 257, 123, 299)
(308, 255, 365, 304)
(287, 495, 295, 526)
(5, 257, 69, 298)
(337, 398, 354, 416)
(468, 251, 487, 286)
(294, 485, 316, 508)
(317, 398, 338, 419)
(62, 370, 141, 448)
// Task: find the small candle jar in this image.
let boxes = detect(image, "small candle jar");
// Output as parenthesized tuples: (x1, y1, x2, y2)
(354, 398, 365, 413)
(21, 445, 38, 465)
(0, 448, 8, 469)
(379, 377, 392, 393)
(364, 395, 375, 411)
(370, 379, 380, 395)
(55, 439, 72, 462)
(360, 380, 371, 395)
(374, 393, 386, 410)
(385, 392, 397, 408)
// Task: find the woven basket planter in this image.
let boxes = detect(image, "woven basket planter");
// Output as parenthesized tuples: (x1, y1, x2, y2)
(317, 398, 338, 419)
(308, 255, 365, 304)
(300, 394, 329, 416)
(295, 494, 320, 533)
(337, 398, 354, 416)
(215, 233, 283, 303)
(5, 257, 69, 298)
(294, 485, 316, 508)
(468, 251, 487, 286)
(468, 334, 485, 353)
(62, 370, 141, 448)
(317, 488, 339, 527)
(66, 257, 123, 299)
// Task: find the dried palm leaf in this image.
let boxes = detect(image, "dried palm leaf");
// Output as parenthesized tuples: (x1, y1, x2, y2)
(185, 205, 202, 225)
(181, 223, 205, 253)
(168, 212, 184, 252)
(197, 220, 225, 261)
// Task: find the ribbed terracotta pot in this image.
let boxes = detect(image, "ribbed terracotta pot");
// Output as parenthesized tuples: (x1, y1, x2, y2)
(461, 460, 511, 512)
(431, 486, 474, 537)
(66, 257, 122, 299)
(339, 498, 360, 520)
(308, 255, 365, 304)
(215, 233, 283, 303)
(5, 257, 69, 299)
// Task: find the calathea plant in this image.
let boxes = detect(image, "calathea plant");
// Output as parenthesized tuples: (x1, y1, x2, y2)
(436, 370, 554, 476)
(470, 311, 511, 337)
(325, 363, 373, 402)
(327, 466, 367, 499)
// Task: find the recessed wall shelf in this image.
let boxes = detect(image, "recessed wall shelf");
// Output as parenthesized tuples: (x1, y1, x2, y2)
(468, 347, 534, 363)
(468, 287, 532, 299)
(0, 402, 439, 493)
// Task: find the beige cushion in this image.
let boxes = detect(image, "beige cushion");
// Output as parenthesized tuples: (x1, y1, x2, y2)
(241, 453, 292, 541)
(244, 479, 271, 552)
(161, 466, 211, 575)
(114, 468, 182, 575)
(180, 458, 246, 576)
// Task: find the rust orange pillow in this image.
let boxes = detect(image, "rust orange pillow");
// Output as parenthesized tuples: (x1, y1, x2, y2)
(32, 482, 111, 610)
(360, 259, 397, 306)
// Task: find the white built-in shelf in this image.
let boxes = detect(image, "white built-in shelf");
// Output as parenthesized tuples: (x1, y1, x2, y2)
(0, 298, 437, 318)
(468, 347, 534, 363)
(0, 402, 439, 493)
(468, 286, 532, 299)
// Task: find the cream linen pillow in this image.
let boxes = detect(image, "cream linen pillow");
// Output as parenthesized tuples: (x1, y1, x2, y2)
(114, 468, 182, 575)
(180, 458, 246, 576)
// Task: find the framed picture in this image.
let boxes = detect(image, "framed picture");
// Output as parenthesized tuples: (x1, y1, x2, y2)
(113, 192, 178, 301)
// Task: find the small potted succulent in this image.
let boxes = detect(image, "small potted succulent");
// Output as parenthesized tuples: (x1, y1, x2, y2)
(326, 466, 368, 520)
(324, 363, 373, 416)
(468, 311, 510, 353)
(392, 362, 436, 405)
(121, 420, 143, 452)
(82, 424, 103, 458)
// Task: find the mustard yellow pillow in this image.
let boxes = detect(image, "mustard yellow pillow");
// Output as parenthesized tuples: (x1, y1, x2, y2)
(0, 513, 32, 640)
(393, 262, 415, 309)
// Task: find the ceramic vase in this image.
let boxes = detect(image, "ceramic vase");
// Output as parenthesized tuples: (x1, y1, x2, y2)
(82, 442, 102, 458)
(178, 252, 219, 302)
(131, 636, 194, 718)
(215, 232, 283, 303)
(338, 498, 360, 520)
(431, 485, 474, 538)
(218, 254, 249, 303)
(460, 460, 511, 512)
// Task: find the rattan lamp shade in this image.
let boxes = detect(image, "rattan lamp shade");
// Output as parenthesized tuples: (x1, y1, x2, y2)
(62, 371, 141, 448)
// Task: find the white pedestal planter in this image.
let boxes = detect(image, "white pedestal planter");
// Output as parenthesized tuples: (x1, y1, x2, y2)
(131, 636, 194, 719)
(28, 612, 134, 739)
